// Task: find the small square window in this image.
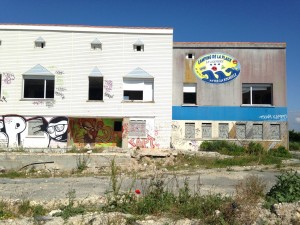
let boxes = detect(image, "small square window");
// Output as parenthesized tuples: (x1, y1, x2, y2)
(114, 121, 122, 132)
(128, 120, 146, 137)
(134, 45, 144, 52)
(186, 53, 194, 59)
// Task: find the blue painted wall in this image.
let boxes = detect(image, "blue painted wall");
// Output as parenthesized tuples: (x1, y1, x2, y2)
(172, 106, 287, 121)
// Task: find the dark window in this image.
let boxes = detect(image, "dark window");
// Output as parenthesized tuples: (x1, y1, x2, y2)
(187, 53, 194, 59)
(114, 121, 122, 132)
(124, 90, 143, 100)
(0, 74, 2, 96)
(183, 83, 197, 104)
(91, 43, 102, 50)
(134, 45, 144, 52)
(89, 77, 103, 100)
(242, 84, 272, 105)
(35, 42, 45, 48)
(24, 78, 54, 99)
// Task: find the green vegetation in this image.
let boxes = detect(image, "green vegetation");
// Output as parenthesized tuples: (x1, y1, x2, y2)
(289, 130, 300, 150)
(76, 154, 90, 172)
(265, 170, 300, 207)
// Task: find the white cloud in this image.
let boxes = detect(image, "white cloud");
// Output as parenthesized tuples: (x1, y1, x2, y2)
(296, 117, 300, 123)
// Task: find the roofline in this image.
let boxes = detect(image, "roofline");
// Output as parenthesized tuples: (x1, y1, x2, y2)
(173, 42, 286, 49)
(0, 23, 173, 34)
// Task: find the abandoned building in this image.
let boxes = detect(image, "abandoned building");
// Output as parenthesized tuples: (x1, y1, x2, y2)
(0, 24, 287, 150)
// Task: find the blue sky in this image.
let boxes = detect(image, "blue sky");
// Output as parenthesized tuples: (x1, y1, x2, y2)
(1, 0, 300, 130)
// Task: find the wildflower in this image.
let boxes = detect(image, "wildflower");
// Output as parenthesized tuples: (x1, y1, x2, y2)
(135, 189, 141, 195)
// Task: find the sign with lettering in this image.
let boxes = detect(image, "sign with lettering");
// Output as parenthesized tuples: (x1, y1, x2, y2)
(193, 53, 241, 84)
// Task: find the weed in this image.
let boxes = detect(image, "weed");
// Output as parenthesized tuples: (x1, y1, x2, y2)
(268, 146, 292, 158)
(76, 154, 90, 172)
(246, 142, 264, 156)
(266, 170, 300, 205)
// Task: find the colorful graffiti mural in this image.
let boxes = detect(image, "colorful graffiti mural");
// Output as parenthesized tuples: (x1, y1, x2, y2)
(68, 118, 122, 147)
(0, 115, 68, 148)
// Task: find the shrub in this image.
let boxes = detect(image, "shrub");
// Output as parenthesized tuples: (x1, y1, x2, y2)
(289, 142, 300, 151)
(266, 170, 300, 204)
(246, 142, 264, 155)
(289, 130, 300, 142)
(268, 146, 291, 158)
(200, 140, 245, 156)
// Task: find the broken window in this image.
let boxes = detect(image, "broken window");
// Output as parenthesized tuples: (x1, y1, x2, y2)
(128, 120, 146, 137)
(236, 124, 246, 139)
(23, 76, 54, 99)
(219, 123, 229, 139)
(242, 84, 272, 105)
(185, 123, 195, 138)
(202, 123, 212, 138)
(183, 83, 197, 104)
(252, 124, 263, 139)
(123, 78, 153, 101)
(270, 124, 280, 140)
(89, 77, 103, 100)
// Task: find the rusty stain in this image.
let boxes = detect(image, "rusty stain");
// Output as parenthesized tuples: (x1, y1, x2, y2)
(184, 59, 197, 83)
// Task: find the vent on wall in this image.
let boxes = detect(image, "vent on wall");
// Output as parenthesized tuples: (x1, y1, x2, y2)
(35, 37, 46, 48)
(91, 38, 102, 50)
(133, 39, 144, 51)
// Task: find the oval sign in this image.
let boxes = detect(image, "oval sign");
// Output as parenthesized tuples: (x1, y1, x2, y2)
(193, 52, 241, 84)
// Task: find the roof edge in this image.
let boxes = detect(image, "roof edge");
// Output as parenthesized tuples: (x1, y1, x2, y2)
(173, 42, 286, 49)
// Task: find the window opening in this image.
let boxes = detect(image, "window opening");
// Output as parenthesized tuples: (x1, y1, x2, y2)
(114, 121, 122, 132)
(23, 77, 54, 99)
(89, 77, 103, 100)
(242, 84, 272, 105)
(186, 53, 194, 59)
(27, 119, 45, 136)
(183, 83, 196, 104)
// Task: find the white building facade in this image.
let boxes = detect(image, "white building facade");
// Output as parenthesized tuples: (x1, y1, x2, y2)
(0, 24, 173, 149)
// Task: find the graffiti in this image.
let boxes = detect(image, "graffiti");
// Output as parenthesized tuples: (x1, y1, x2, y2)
(128, 134, 157, 148)
(55, 70, 64, 75)
(0, 96, 7, 103)
(32, 100, 56, 108)
(189, 140, 198, 151)
(0, 115, 68, 148)
(68, 118, 121, 147)
(55, 91, 65, 99)
(2, 72, 15, 84)
(259, 114, 287, 120)
(104, 80, 114, 99)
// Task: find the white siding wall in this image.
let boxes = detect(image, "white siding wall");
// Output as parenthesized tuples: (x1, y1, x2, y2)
(0, 25, 173, 148)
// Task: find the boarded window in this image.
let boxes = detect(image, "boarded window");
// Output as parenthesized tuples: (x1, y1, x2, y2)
(202, 123, 212, 138)
(236, 124, 246, 139)
(253, 124, 263, 139)
(183, 83, 196, 104)
(185, 123, 195, 138)
(128, 120, 146, 137)
(219, 123, 229, 139)
(27, 119, 44, 136)
(270, 124, 280, 140)
(89, 77, 103, 100)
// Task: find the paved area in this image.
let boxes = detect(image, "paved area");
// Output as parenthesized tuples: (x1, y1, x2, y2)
(0, 167, 282, 201)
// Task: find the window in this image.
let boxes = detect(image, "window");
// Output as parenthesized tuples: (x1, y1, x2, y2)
(128, 120, 146, 137)
(133, 39, 144, 52)
(114, 121, 122, 132)
(91, 38, 102, 50)
(123, 79, 153, 101)
(27, 119, 45, 136)
(186, 53, 194, 59)
(185, 123, 195, 138)
(236, 124, 246, 139)
(252, 124, 263, 139)
(219, 123, 229, 139)
(270, 124, 280, 140)
(35, 37, 46, 48)
(242, 84, 272, 105)
(202, 123, 212, 138)
(89, 77, 103, 100)
(0, 40, 2, 46)
(183, 83, 197, 104)
(23, 76, 54, 99)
